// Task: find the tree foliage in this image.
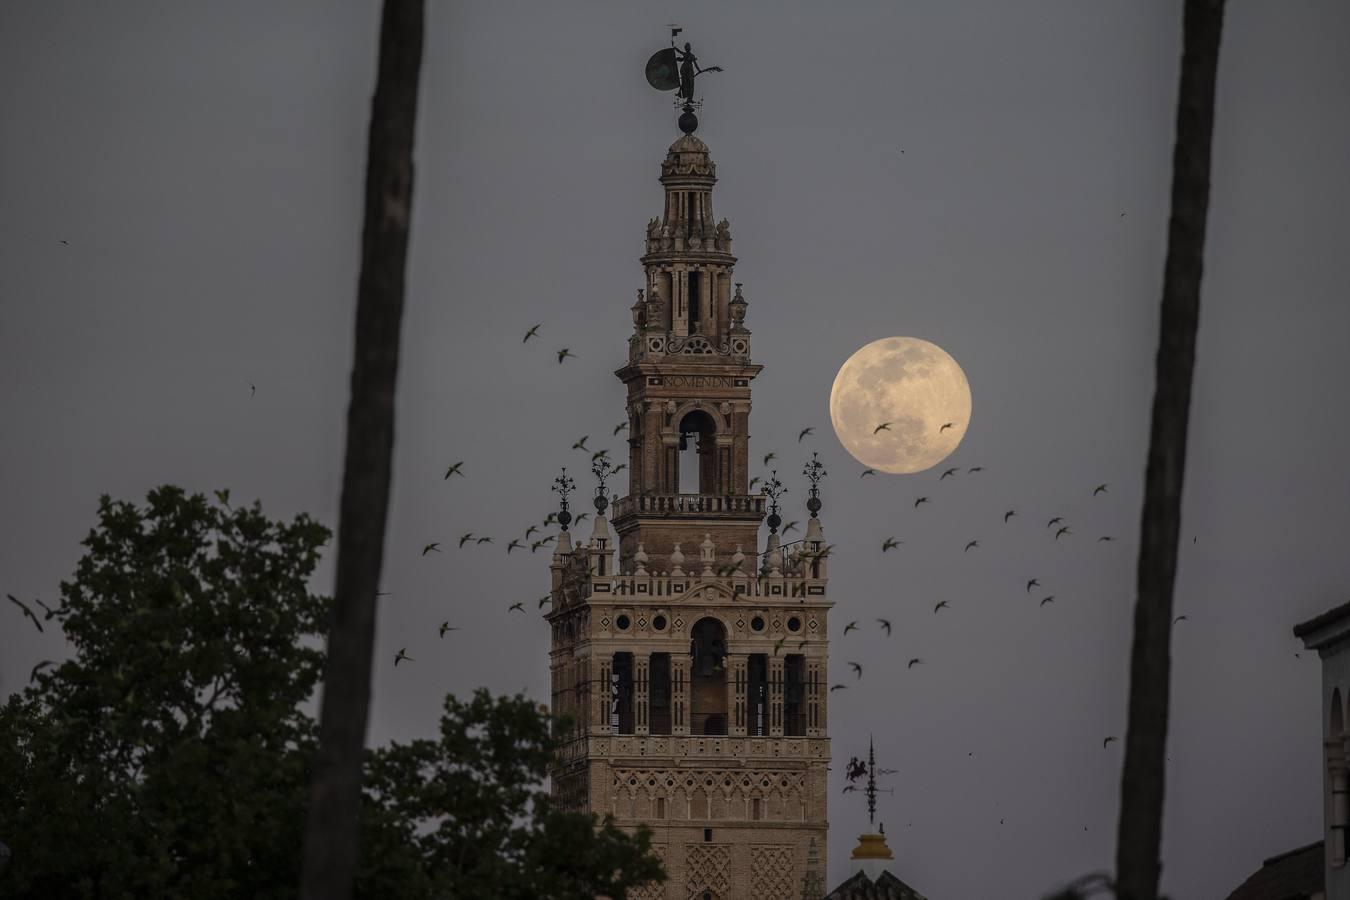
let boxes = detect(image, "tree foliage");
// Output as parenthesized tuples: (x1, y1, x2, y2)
(0, 487, 662, 899)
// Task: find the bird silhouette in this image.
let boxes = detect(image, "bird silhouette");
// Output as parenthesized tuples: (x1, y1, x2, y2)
(968, 466, 985, 473)
(1103, 736, 1118, 748)
(613, 463, 628, 474)
(422, 542, 441, 556)
(613, 421, 628, 435)
(773, 636, 787, 657)
(524, 525, 539, 539)
(914, 497, 930, 508)
(248, 382, 256, 397)
(458, 532, 475, 548)
(476, 536, 493, 545)
(59, 239, 69, 245)
(444, 461, 465, 479)
(860, 468, 877, 478)
(29, 660, 54, 682)
(557, 348, 576, 363)
(907, 658, 923, 669)
(1026, 578, 1040, 593)
(830, 684, 848, 692)
(940, 467, 959, 480)
(531, 540, 549, 553)
(934, 600, 949, 614)
(523, 324, 541, 342)
(543, 512, 559, 526)
(1098, 536, 1114, 542)
(939, 422, 953, 432)
(438, 621, 459, 638)
(763, 452, 777, 466)
(873, 422, 892, 435)
(572, 436, 589, 451)
(843, 621, 859, 634)
(842, 785, 858, 793)
(1040, 596, 1055, 607)
(1046, 517, 1063, 528)
(538, 595, 552, 609)
(1172, 614, 1189, 625)
(574, 513, 590, 524)
(506, 540, 525, 554)
(1054, 526, 1071, 540)
(394, 648, 413, 666)
(882, 537, 902, 552)
(214, 489, 231, 507)
(848, 661, 863, 678)
(508, 602, 525, 613)
(798, 427, 814, 442)
(591, 449, 610, 462)
(7, 594, 44, 633)
(782, 521, 800, 536)
(877, 618, 892, 636)
(1004, 510, 1017, 523)
(749, 476, 762, 491)
(963, 540, 979, 552)
(1093, 483, 1109, 496)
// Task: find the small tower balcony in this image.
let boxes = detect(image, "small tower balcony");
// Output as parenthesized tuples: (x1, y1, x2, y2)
(612, 492, 766, 519)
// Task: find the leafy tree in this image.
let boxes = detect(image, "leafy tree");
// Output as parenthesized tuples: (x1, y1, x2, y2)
(0, 487, 663, 900)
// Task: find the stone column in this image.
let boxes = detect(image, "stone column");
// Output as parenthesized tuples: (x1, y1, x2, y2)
(672, 655, 690, 736)
(769, 656, 785, 737)
(729, 655, 748, 737)
(597, 656, 613, 736)
(806, 658, 825, 736)
(635, 653, 651, 735)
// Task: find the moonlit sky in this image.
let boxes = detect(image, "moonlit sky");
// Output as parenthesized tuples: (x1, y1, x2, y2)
(3, 3, 1349, 896)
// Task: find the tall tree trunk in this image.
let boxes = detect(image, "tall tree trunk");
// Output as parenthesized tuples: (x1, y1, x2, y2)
(1114, 2, 1225, 899)
(299, 3, 425, 898)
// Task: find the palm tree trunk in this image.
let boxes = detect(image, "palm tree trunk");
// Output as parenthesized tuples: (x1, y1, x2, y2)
(1114, 2, 1225, 898)
(299, 3, 425, 898)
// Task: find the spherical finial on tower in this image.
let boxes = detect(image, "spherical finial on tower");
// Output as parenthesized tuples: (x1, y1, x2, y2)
(678, 108, 699, 134)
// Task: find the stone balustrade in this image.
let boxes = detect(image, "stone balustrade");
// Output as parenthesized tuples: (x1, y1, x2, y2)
(613, 493, 766, 518)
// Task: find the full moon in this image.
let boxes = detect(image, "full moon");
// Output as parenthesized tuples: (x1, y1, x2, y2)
(829, 337, 972, 474)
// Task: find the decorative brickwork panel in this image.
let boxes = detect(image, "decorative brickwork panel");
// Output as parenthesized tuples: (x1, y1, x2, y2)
(629, 845, 667, 900)
(685, 844, 731, 899)
(751, 845, 796, 899)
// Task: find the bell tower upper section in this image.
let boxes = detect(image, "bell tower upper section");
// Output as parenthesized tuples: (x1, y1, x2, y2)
(615, 134, 764, 574)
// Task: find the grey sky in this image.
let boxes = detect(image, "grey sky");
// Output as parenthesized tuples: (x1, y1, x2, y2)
(3, 2, 1349, 896)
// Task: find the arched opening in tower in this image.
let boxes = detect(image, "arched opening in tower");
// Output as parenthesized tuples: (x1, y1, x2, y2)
(689, 617, 728, 736)
(678, 409, 718, 496)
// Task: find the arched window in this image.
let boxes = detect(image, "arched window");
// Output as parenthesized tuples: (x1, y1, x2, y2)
(690, 617, 728, 736)
(678, 409, 718, 495)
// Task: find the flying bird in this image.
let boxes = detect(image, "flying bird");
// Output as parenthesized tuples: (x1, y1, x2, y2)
(842, 785, 859, 793)
(1093, 483, 1109, 496)
(1103, 736, 1118, 748)
(444, 461, 465, 479)
(543, 512, 558, 526)
(530, 540, 549, 553)
(1098, 535, 1114, 542)
(773, 636, 787, 657)
(939, 422, 953, 432)
(882, 537, 902, 552)
(394, 648, 413, 666)
(749, 477, 762, 491)
(30, 660, 54, 682)
(422, 542, 441, 556)
(438, 622, 459, 638)
(571, 436, 589, 451)
(967, 466, 984, 473)
(933, 600, 949, 614)
(1004, 510, 1017, 523)
(830, 684, 848, 692)
(763, 452, 777, 466)
(522, 324, 541, 342)
(59, 239, 69, 245)
(538, 595, 552, 609)
(524, 525, 539, 539)
(848, 661, 863, 678)
(556, 348, 576, 363)
(591, 449, 610, 462)
(476, 536, 493, 545)
(914, 497, 929, 508)
(1046, 517, 1063, 528)
(7, 594, 44, 633)
(963, 540, 979, 552)
(907, 658, 924, 669)
(860, 468, 877, 478)
(843, 621, 859, 634)
(782, 521, 799, 536)
(248, 382, 256, 397)
(613, 463, 628, 473)
(1040, 596, 1055, 607)
(613, 421, 628, 435)
(508, 602, 525, 613)
(876, 618, 892, 636)
(873, 422, 892, 435)
(1054, 526, 1071, 540)
(506, 540, 525, 553)
(1172, 614, 1189, 625)
(214, 488, 231, 507)
(1026, 578, 1040, 593)
(574, 513, 590, 524)
(940, 467, 959, 480)
(798, 427, 814, 442)
(458, 532, 475, 548)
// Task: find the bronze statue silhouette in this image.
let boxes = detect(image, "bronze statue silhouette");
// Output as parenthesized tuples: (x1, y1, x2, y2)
(675, 41, 722, 102)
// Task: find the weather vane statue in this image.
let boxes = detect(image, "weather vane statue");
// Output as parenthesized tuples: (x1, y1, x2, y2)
(552, 467, 576, 532)
(645, 26, 723, 134)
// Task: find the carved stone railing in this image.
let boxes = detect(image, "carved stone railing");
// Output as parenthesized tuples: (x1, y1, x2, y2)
(594, 571, 828, 601)
(558, 733, 830, 764)
(613, 493, 766, 518)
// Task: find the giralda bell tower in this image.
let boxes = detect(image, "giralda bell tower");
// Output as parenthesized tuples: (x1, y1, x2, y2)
(544, 45, 834, 900)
